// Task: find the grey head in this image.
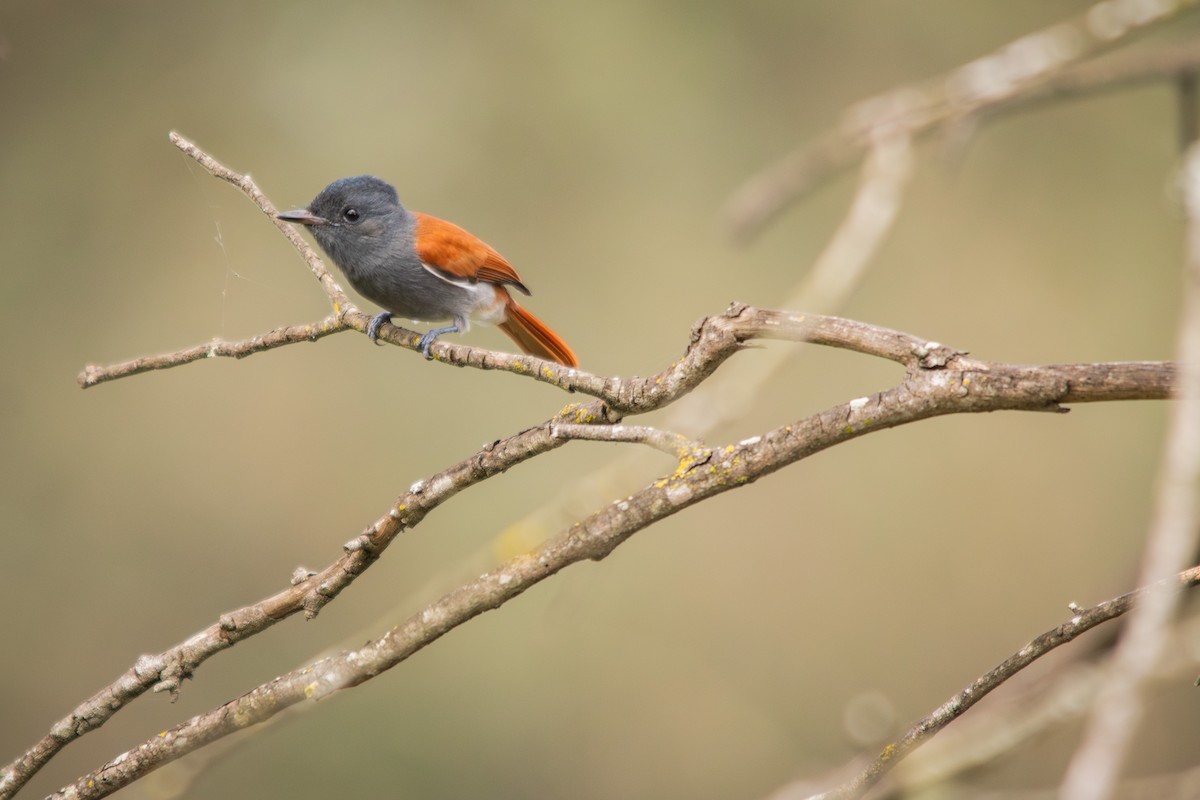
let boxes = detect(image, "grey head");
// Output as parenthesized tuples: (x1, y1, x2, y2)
(276, 176, 412, 271)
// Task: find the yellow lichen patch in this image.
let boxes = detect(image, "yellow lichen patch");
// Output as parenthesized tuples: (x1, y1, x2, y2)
(557, 402, 602, 424)
(304, 682, 319, 700)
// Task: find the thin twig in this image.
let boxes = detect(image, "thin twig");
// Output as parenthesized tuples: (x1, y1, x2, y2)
(168, 132, 350, 308)
(78, 314, 347, 388)
(806, 566, 1200, 800)
(550, 423, 703, 460)
(883, 608, 1200, 796)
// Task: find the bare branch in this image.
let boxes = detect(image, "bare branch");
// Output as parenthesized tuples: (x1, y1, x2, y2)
(35, 339, 1180, 799)
(30, 308, 1178, 795)
(804, 566, 1200, 800)
(879, 606, 1200, 796)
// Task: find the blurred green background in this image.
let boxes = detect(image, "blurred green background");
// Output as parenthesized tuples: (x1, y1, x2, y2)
(2, 1, 1196, 798)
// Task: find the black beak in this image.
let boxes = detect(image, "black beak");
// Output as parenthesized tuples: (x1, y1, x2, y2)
(276, 209, 329, 227)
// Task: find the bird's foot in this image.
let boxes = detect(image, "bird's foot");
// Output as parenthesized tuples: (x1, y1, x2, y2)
(417, 330, 440, 360)
(417, 324, 461, 360)
(367, 312, 393, 345)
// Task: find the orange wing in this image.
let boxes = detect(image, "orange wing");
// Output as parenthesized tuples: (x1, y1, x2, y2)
(413, 212, 530, 295)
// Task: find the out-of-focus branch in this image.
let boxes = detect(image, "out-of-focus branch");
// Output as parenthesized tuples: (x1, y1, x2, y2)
(968, 36, 1200, 127)
(792, 134, 913, 314)
(726, 2, 1200, 240)
(1059, 140, 1200, 800)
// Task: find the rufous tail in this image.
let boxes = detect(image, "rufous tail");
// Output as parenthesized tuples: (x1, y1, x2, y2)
(499, 299, 579, 367)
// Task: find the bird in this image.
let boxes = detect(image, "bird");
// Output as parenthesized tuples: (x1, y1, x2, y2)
(276, 176, 578, 367)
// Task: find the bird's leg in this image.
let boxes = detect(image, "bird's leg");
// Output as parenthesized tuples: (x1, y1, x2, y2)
(367, 312, 394, 345)
(417, 317, 466, 360)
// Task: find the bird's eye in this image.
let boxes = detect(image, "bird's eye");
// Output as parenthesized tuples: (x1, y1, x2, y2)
(342, 207, 361, 223)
